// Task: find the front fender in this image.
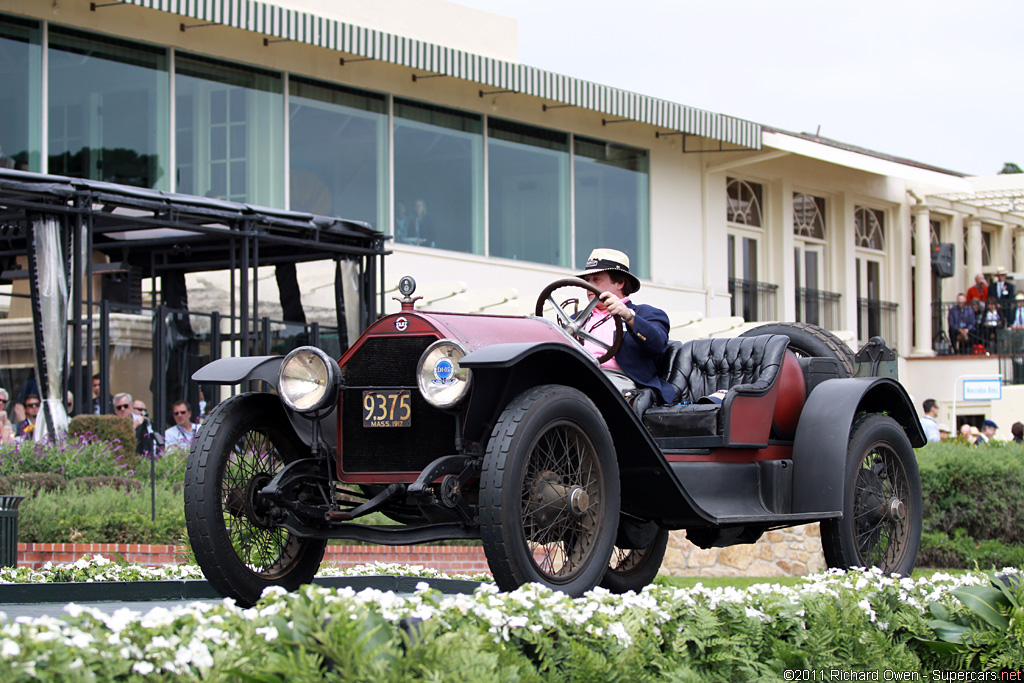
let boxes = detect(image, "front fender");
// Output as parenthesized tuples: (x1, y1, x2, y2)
(792, 376, 925, 515)
(460, 342, 710, 523)
(192, 356, 282, 387)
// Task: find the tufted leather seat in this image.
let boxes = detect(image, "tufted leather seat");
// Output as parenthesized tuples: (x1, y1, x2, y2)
(663, 335, 789, 403)
(641, 335, 790, 443)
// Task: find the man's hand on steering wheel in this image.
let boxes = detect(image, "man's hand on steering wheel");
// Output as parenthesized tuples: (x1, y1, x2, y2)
(535, 278, 624, 364)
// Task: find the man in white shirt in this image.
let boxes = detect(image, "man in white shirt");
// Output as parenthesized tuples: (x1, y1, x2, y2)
(164, 400, 197, 450)
(919, 398, 940, 443)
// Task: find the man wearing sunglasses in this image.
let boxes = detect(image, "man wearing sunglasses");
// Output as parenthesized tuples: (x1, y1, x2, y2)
(164, 400, 196, 451)
(15, 394, 40, 440)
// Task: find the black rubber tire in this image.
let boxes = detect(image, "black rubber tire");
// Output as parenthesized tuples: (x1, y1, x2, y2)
(184, 392, 327, 607)
(600, 527, 669, 593)
(480, 384, 620, 596)
(821, 414, 922, 576)
(739, 321, 855, 377)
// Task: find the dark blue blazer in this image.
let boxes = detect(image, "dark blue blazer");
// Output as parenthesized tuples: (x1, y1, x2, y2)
(619, 302, 676, 404)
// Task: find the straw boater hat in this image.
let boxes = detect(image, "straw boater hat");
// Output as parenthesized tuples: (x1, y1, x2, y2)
(577, 248, 641, 294)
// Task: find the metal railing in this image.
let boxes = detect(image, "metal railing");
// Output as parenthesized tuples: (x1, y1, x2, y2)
(796, 288, 841, 330)
(857, 298, 899, 351)
(997, 329, 1024, 385)
(931, 300, 1021, 357)
(728, 278, 778, 322)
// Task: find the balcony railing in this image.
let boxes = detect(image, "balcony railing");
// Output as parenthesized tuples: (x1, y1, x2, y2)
(728, 278, 778, 322)
(858, 298, 899, 351)
(796, 288, 841, 330)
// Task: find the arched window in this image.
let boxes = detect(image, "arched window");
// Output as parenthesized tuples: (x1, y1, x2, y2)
(727, 177, 763, 227)
(854, 206, 885, 250)
(793, 193, 825, 239)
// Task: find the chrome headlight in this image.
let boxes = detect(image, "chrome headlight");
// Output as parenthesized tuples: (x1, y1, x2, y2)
(417, 340, 472, 410)
(279, 346, 341, 413)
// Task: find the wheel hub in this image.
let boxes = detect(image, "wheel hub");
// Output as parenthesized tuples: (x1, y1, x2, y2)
(528, 471, 591, 528)
(244, 473, 274, 528)
(886, 497, 906, 522)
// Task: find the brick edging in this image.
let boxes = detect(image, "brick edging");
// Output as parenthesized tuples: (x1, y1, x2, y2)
(16, 543, 491, 574)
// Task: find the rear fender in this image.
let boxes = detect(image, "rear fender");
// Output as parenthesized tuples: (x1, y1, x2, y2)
(792, 377, 925, 515)
(459, 342, 711, 523)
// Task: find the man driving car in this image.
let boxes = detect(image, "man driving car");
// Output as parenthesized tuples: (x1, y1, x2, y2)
(577, 248, 677, 404)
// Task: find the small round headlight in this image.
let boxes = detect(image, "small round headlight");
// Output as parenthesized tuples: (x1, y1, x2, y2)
(417, 340, 472, 410)
(279, 346, 341, 413)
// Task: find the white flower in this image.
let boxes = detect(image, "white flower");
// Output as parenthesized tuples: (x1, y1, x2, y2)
(255, 626, 279, 642)
(1, 639, 21, 657)
(132, 661, 155, 675)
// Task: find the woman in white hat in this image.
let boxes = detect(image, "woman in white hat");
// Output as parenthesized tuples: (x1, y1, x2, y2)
(576, 248, 677, 404)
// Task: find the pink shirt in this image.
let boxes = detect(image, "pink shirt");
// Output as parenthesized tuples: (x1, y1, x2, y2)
(581, 297, 628, 370)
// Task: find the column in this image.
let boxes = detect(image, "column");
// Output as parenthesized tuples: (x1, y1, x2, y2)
(912, 204, 934, 356)
(1016, 228, 1024, 275)
(966, 217, 983, 290)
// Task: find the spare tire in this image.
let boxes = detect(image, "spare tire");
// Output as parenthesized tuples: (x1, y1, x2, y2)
(739, 322, 855, 378)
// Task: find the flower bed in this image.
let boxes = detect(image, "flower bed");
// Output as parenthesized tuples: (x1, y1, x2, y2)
(0, 562, 1019, 679)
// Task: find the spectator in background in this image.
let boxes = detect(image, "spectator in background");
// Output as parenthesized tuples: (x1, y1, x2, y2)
(15, 394, 39, 440)
(66, 391, 74, 417)
(0, 388, 13, 444)
(981, 298, 1005, 351)
(977, 419, 998, 444)
(956, 423, 974, 444)
(1011, 293, 1024, 329)
(948, 294, 976, 355)
(938, 424, 951, 442)
(113, 393, 144, 429)
(164, 400, 197, 450)
(91, 374, 105, 415)
(920, 398, 941, 443)
(993, 266, 1015, 302)
(1012, 421, 1023, 444)
(965, 273, 988, 303)
(132, 398, 161, 456)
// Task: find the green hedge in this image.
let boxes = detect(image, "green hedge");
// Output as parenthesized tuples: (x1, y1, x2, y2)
(15, 480, 184, 545)
(67, 414, 137, 463)
(916, 441, 1024, 567)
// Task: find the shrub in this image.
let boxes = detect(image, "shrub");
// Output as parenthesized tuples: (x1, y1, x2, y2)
(0, 472, 67, 495)
(0, 432, 136, 480)
(67, 415, 137, 463)
(15, 480, 184, 544)
(916, 441, 1024, 567)
(75, 476, 143, 493)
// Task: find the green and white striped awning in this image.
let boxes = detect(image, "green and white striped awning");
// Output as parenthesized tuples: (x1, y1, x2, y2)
(122, 0, 761, 149)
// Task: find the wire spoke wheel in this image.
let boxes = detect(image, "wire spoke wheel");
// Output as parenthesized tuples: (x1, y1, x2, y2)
(185, 393, 326, 607)
(822, 413, 921, 576)
(851, 442, 911, 568)
(481, 385, 619, 596)
(520, 421, 602, 581)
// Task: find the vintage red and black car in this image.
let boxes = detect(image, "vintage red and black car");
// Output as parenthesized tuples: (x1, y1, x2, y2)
(185, 276, 924, 606)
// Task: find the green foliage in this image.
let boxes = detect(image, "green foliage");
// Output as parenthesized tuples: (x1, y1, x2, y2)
(67, 414, 137, 462)
(0, 432, 137, 480)
(916, 442, 1024, 567)
(921, 573, 1024, 670)
(0, 471, 67, 494)
(15, 480, 184, 544)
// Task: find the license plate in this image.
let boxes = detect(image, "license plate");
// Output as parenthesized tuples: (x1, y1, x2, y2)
(362, 390, 411, 428)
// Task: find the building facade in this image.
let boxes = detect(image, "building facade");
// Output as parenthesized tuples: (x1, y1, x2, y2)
(2, 0, 1024, 431)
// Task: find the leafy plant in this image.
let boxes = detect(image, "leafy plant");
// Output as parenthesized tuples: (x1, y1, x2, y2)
(920, 572, 1024, 670)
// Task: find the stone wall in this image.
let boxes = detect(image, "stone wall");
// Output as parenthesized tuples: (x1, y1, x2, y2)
(661, 523, 827, 577)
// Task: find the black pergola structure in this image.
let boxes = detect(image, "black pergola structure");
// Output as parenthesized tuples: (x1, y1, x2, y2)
(0, 168, 388, 438)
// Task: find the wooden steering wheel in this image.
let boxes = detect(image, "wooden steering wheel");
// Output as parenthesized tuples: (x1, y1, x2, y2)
(535, 278, 624, 364)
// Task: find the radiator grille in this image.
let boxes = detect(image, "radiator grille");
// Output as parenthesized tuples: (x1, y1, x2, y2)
(340, 336, 458, 473)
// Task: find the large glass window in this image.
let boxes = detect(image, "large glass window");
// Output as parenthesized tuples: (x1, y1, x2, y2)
(393, 99, 483, 252)
(289, 77, 386, 226)
(488, 118, 569, 266)
(176, 54, 282, 205)
(573, 137, 649, 277)
(727, 177, 764, 226)
(48, 27, 168, 188)
(0, 15, 41, 172)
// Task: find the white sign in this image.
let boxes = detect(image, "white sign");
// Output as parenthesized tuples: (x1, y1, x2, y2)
(962, 378, 1002, 401)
